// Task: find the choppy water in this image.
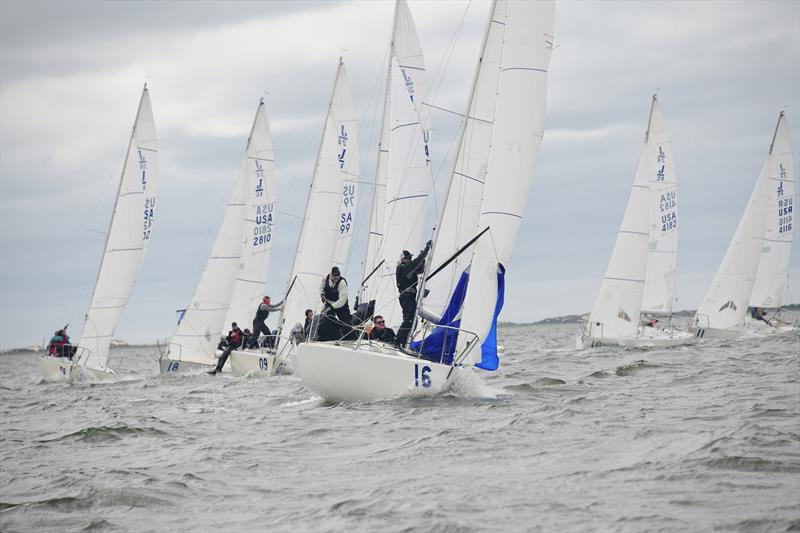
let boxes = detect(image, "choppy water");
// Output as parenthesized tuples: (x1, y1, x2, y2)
(1, 323, 799, 532)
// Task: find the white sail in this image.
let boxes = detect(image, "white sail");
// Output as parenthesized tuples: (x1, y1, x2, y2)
(587, 141, 651, 339)
(223, 101, 277, 327)
(78, 85, 158, 371)
(362, 0, 433, 328)
(166, 108, 258, 365)
(424, 0, 506, 319)
(457, 0, 555, 365)
(695, 144, 772, 332)
(277, 61, 356, 347)
(750, 112, 795, 309)
(641, 98, 679, 314)
(330, 73, 362, 269)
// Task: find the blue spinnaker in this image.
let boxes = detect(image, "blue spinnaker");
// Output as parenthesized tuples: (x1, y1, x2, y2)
(410, 265, 505, 370)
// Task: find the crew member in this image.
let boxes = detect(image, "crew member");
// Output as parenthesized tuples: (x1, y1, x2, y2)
(368, 315, 396, 344)
(251, 296, 283, 348)
(318, 266, 352, 341)
(303, 309, 314, 341)
(395, 241, 432, 347)
(208, 322, 243, 375)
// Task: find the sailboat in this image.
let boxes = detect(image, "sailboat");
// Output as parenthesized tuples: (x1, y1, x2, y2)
(39, 85, 158, 381)
(227, 58, 361, 376)
(357, 0, 433, 330)
(293, 0, 555, 402)
(579, 96, 694, 348)
(694, 112, 795, 338)
(159, 99, 276, 374)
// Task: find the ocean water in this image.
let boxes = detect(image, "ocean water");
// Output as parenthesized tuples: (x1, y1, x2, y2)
(1, 323, 798, 532)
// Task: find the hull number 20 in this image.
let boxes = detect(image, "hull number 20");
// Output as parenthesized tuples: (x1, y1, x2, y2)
(414, 363, 432, 388)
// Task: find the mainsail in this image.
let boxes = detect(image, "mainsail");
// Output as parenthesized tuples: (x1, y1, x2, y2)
(167, 100, 275, 365)
(224, 101, 277, 327)
(78, 85, 158, 371)
(277, 60, 359, 350)
(456, 0, 555, 368)
(361, 0, 432, 328)
(330, 72, 362, 269)
(641, 98, 679, 314)
(750, 112, 795, 309)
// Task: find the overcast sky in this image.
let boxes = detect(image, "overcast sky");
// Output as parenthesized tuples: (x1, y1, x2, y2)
(1, 0, 798, 349)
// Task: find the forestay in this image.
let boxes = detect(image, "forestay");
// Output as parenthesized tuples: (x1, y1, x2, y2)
(695, 134, 772, 331)
(361, 0, 432, 328)
(750, 112, 795, 309)
(641, 98, 679, 314)
(78, 85, 158, 371)
(456, 0, 555, 368)
(423, 0, 506, 320)
(277, 60, 357, 350)
(223, 101, 277, 327)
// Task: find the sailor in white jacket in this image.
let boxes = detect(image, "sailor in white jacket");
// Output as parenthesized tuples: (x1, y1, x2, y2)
(318, 266, 352, 341)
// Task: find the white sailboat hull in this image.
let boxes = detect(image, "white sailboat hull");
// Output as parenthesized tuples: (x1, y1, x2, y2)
(690, 326, 743, 340)
(38, 355, 116, 382)
(228, 349, 286, 377)
(293, 341, 452, 403)
(579, 328, 696, 349)
(743, 317, 799, 336)
(158, 357, 216, 375)
(38, 356, 79, 382)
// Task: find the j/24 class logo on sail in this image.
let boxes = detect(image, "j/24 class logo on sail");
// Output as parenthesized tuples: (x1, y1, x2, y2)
(338, 124, 348, 169)
(656, 146, 666, 181)
(254, 203, 273, 246)
(254, 160, 265, 198)
(138, 150, 148, 190)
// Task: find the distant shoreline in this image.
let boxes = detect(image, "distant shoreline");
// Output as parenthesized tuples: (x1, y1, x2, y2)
(4, 303, 798, 353)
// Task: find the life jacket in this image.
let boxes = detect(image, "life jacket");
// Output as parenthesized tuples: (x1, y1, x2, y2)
(323, 275, 345, 302)
(255, 302, 270, 321)
(229, 328, 242, 347)
(49, 335, 65, 355)
(396, 261, 422, 292)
